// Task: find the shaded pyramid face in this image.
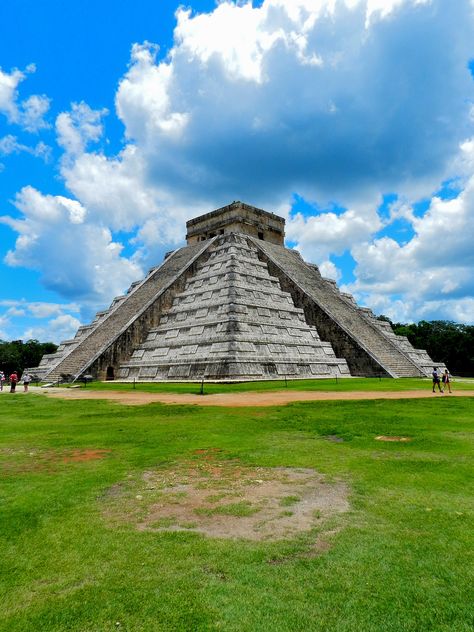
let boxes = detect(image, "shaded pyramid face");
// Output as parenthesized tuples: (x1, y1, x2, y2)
(118, 234, 350, 381)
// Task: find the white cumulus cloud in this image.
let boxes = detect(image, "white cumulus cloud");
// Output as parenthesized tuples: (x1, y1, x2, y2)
(111, 0, 473, 210)
(0, 65, 50, 132)
(23, 314, 83, 344)
(56, 101, 108, 156)
(342, 149, 474, 322)
(0, 299, 83, 343)
(287, 199, 381, 262)
(1, 187, 142, 308)
(0, 134, 51, 161)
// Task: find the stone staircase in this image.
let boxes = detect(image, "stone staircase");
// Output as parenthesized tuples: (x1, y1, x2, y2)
(252, 239, 424, 377)
(358, 309, 446, 376)
(40, 240, 213, 382)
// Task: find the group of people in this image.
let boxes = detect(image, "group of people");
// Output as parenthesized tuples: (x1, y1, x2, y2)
(0, 370, 32, 393)
(432, 367, 452, 393)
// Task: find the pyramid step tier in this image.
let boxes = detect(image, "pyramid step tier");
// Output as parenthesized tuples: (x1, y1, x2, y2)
(119, 357, 350, 381)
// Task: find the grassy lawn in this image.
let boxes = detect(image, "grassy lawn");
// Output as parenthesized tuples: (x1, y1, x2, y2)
(1, 393, 473, 631)
(64, 376, 474, 395)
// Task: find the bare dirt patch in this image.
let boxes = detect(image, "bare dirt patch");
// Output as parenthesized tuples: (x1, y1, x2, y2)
(38, 386, 474, 407)
(375, 436, 411, 442)
(103, 449, 349, 541)
(0, 447, 111, 473)
(62, 449, 111, 462)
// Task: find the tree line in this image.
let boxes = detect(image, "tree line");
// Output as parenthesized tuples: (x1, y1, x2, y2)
(0, 339, 57, 379)
(378, 318, 474, 376)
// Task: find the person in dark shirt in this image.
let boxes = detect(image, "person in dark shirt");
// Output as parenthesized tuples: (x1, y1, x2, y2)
(432, 367, 443, 393)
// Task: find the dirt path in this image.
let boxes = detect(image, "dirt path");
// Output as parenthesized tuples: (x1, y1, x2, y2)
(30, 386, 474, 407)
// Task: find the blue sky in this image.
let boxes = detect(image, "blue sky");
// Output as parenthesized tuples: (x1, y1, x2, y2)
(1, 0, 473, 343)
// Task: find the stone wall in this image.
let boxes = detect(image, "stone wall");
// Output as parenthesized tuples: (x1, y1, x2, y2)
(186, 201, 285, 245)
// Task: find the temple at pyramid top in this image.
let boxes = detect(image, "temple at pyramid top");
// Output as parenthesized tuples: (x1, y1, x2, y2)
(186, 201, 285, 245)
(29, 200, 445, 382)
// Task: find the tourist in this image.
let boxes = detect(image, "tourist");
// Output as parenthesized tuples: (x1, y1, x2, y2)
(442, 369, 452, 394)
(0, 370, 5, 391)
(432, 367, 443, 393)
(9, 371, 18, 393)
(23, 372, 32, 392)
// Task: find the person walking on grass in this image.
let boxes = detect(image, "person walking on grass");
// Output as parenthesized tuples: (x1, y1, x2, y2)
(9, 371, 18, 393)
(442, 369, 452, 393)
(432, 367, 443, 393)
(0, 370, 5, 391)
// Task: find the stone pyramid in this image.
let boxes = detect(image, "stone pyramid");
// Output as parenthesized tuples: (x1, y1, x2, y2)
(30, 201, 444, 382)
(118, 233, 350, 380)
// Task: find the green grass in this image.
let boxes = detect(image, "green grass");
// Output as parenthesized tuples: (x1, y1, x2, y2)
(63, 375, 474, 394)
(279, 495, 301, 507)
(1, 393, 473, 631)
(195, 502, 259, 518)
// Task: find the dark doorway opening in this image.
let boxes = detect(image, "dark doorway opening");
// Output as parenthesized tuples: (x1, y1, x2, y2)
(106, 366, 115, 381)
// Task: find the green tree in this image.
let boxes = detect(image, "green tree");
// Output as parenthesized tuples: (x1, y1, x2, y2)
(389, 320, 474, 376)
(0, 339, 58, 378)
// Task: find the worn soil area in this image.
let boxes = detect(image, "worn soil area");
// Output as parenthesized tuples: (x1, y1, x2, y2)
(375, 435, 411, 442)
(103, 449, 349, 541)
(0, 447, 111, 473)
(36, 386, 474, 407)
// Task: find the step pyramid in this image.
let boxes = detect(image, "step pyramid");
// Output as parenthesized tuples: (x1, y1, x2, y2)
(29, 201, 445, 382)
(118, 233, 350, 380)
